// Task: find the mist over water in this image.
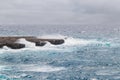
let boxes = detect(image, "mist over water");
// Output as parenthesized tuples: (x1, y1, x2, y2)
(0, 25, 120, 80)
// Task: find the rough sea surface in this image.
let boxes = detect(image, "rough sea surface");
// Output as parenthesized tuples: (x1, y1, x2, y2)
(0, 25, 120, 80)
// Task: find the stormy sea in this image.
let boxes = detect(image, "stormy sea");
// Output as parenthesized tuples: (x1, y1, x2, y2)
(0, 25, 120, 80)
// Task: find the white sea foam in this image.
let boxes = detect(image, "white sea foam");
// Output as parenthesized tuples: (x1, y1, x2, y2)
(0, 65, 65, 72)
(0, 40, 68, 54)
(0, 66, 5, 71)
(0, 47, 68, 54)
(3, 46, 10, 50)
(90, 78, 98, 80)
(0, 35, 114, 53)
(95, 69, 120, 76)
(16, 38, 36, 48)
(63, 37, 97, 46)
(20, 65, 65, 72)
(39, 34, 103, 46)
(39, 34, 90, 45)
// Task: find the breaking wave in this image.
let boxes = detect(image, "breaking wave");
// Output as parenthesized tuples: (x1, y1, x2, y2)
(16, 38, 36, 48)
(20, 65, 65, 72)
(0, 34, 117, 54)
(0, 64, 65, 72)
(0, 65, 65, 80)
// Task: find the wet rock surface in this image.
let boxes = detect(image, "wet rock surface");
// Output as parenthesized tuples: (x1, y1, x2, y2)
(35, 41, 47, 46)
(0, 36, 65, 49)
(5, 43, 25, 49)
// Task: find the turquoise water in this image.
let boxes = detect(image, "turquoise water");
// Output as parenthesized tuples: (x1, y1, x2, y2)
(0, 25, 120, 80)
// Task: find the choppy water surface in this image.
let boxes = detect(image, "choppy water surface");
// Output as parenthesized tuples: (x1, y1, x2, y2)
(0, 25, 120, 80)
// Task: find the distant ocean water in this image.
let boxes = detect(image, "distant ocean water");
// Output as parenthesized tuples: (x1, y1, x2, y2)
(0, 25, 120, 80)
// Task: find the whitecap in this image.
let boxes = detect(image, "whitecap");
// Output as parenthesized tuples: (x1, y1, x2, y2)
(16, 38, 36, 48)
(0, 65, 5, 71)
(0, 64, 66, 73)
(20, 65, 65, 72)
(95, 69, 120, 76)
(0, 35, 115, 53)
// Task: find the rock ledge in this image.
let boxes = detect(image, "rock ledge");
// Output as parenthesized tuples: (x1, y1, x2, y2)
(0, 36, 65, 49)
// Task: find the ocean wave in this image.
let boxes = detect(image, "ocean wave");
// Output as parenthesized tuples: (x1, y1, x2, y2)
(20, 65, 65, 72)
(16, 38, 36, 48)
(0, 35, 115, 53)
(95, 69, 120, 76)
(0, 64, 65, 72)
(38, 34, 112, 46)
(0, 65, 5, 71)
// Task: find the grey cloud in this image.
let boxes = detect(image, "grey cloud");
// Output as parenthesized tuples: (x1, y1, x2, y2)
(0, 0, 120, 24)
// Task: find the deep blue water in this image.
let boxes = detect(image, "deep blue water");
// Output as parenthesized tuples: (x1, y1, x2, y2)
(0, 25, 120, 80)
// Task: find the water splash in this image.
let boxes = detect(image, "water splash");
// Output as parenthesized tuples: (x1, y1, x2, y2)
(0, 35, 118, 54)
(0, 64, 65, 72)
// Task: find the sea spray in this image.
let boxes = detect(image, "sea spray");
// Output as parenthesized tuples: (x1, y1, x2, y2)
(16, 38, 36, 48)
(0, 35, 117, 54)
(0, 64, 65, 72)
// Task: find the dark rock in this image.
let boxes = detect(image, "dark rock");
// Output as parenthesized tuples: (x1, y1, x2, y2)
(0, 36, 65, 49)
(0, 43, 4, 48)
(35, 41, 46, 46)
(48, 39, 65, 45)
(5, 43, 25, 49)
(26, 38, 64, 45)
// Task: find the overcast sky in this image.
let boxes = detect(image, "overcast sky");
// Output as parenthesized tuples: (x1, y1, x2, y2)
(0, 0, 120, 25)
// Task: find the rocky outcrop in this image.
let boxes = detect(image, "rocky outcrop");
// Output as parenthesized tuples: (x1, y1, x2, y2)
(0, 43, 25, 49)
(0, 36, 65, 49)
(47, 39, 64, 45)
(24, 38, 65, 45)
(35, 41, 46, 46)
(6, 43, 25, 49)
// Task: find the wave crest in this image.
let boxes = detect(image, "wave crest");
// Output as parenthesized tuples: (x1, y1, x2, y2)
(0, 35, 115, 53)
